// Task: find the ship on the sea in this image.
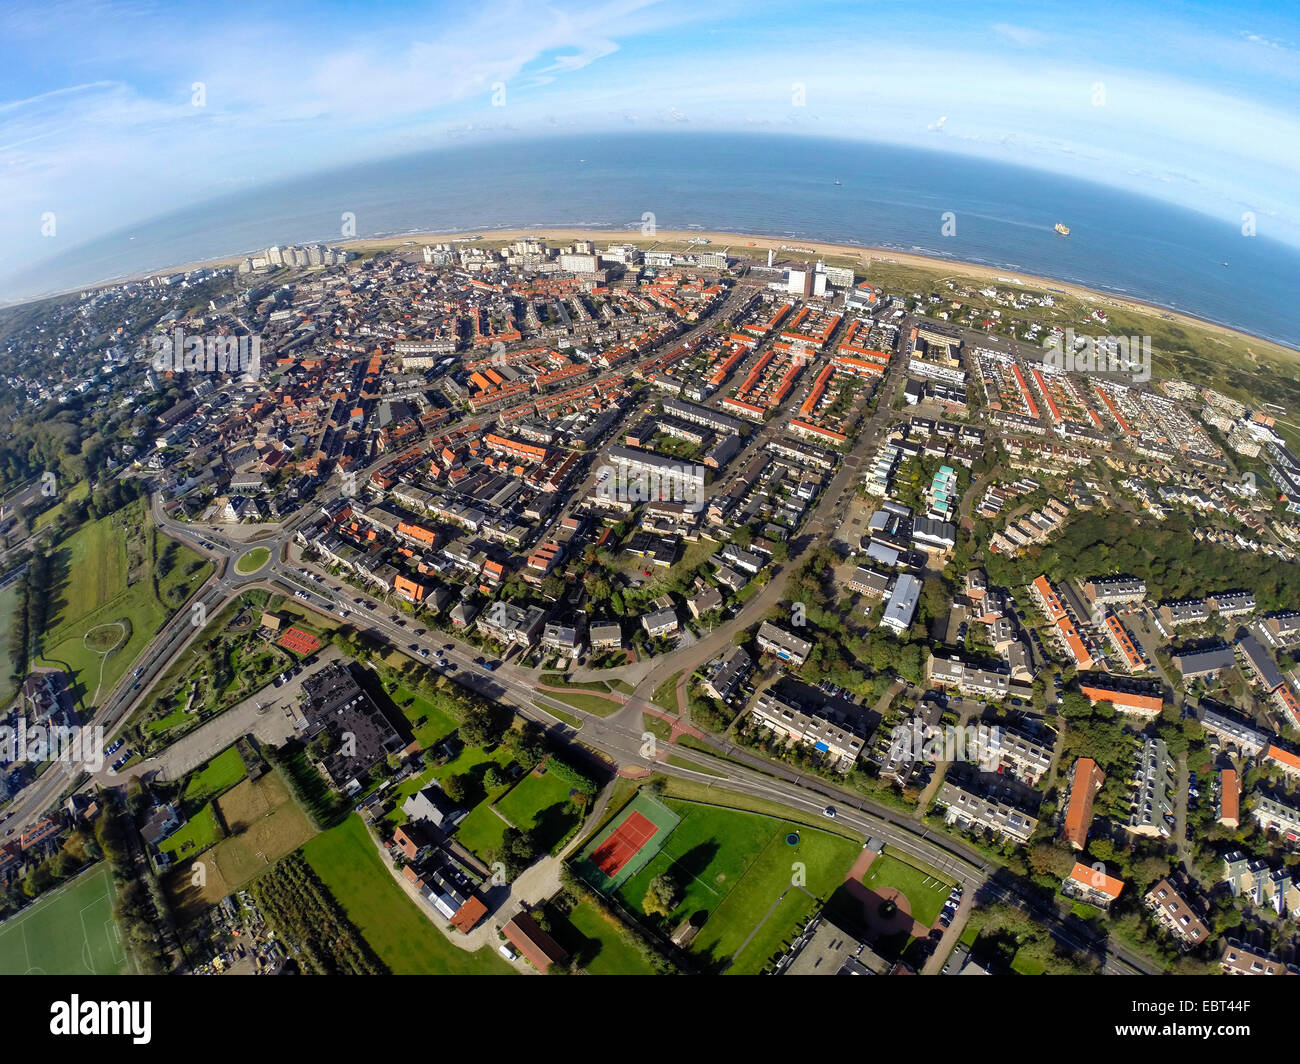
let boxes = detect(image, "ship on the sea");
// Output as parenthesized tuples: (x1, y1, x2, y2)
(1054, 222, 1070, 236)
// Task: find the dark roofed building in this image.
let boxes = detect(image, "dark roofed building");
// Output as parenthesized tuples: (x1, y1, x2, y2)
(300, 663, 411, 792)
(504, 912, 569, 972)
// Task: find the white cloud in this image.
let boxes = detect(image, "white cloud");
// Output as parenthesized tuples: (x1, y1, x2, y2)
(993, 23, 1047, 47)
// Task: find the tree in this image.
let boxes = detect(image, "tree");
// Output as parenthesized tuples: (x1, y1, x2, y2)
(459, 704, 500, 748)
(442, 773, 470, 804)
(643, 873, 681, 918)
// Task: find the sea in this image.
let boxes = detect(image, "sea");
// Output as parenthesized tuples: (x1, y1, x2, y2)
(11, 132, 1300, 349)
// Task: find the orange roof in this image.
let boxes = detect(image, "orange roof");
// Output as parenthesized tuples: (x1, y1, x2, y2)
(1056, 616, 1093, 670)
(451, 896, 488, 934)
(1068, 861, 1124, 900)
(1220, 769, 1240, 823)
(1080, 684, 1163, 714)
(1266, 745, 1300, 774)
(1032, 574, 1066, 621)
(1062, 759, 1104, 849)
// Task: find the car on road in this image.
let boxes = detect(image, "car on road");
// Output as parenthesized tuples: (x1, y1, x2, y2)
(822, 806, 836, 818)
(419, 649, 430, 658)
(483, 661, 499, 671)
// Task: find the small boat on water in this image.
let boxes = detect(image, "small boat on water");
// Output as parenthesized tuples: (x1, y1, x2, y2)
(1054, 222, 1070, 236)
(834, 180, 841, 186)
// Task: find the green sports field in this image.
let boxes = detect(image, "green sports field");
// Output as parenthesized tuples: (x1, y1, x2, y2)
(605, 798, 861, 974)
(0, 863, 128, 975)
(573, 791, 682, 893)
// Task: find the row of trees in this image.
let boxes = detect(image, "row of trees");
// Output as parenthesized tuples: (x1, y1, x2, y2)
(249, 853, 387, 975)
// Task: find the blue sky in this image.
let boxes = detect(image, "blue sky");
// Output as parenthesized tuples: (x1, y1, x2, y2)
(4, 0, 1300, 269)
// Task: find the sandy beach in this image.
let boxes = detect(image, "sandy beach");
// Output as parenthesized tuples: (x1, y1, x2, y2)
(346, 228, 1300, 357)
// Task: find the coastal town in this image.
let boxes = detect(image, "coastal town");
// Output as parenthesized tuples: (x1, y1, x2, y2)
(1, 229, 1299, 982)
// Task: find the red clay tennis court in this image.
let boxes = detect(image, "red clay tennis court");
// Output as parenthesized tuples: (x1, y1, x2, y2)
(590, 812, 659, 878)
(277, 627, 321, 655)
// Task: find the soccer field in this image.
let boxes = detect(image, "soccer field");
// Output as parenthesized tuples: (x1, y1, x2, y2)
(0, 863, 129, 975)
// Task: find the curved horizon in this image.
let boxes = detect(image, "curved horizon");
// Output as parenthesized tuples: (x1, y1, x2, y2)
(7, 132, 1300, 351)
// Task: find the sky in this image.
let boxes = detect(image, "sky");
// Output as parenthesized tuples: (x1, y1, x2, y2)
(5, 0, 1300, 271)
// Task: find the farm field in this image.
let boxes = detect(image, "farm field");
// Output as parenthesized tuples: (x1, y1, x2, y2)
(303, 815, 513, 975)
(166, 772, 316, 920)
(615, 799, 860, 974)
(0, 863, 127, 975)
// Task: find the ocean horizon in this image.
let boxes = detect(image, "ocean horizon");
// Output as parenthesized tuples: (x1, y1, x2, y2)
(9, 132, 1300, 349)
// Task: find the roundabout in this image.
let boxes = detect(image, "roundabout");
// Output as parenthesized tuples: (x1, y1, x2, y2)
(234, 546, 272, 576)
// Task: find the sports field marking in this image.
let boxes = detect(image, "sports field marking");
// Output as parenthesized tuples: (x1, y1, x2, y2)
(0, 863, 123, 976)
(78, 883, 115, 975)
(591, 812, 659, 877)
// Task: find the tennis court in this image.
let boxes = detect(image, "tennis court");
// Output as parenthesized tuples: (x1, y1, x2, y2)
(591, 812, 659, 878)
(573, 791, 681, 894)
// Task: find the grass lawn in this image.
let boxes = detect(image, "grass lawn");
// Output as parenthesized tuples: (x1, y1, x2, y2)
(390, 686, 459, 749)
(303, 815, 513, 975)
(453, 804, 511, 862)
(564, 899, 658, 975)
(0, 862, 126, 975)
(666, 753, 725, 776)
(182, 746, 248, 806)
(539, 688, 624, 717)
(532, 700, 582, 729)
(652, 670, 683, 711)
(31, 479, 91, 533)
(234, 546, 272, 574)
(388, 742, 514, 829)
(38, 501, 211, 709)
(495, 764, 583, 852)
(1011, 951, 1047, 975)
(642, 713, 672, 742)
(160, 804, 219, 861)
(540, 673, 613, 693)
(616, 799, 859, 973)
(0, 583, 21, 706)
(860, 852, 955, 928)
(146, 705, 191, 735)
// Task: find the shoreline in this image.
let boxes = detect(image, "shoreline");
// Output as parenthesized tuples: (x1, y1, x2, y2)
(25, 225, 1300, 360)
